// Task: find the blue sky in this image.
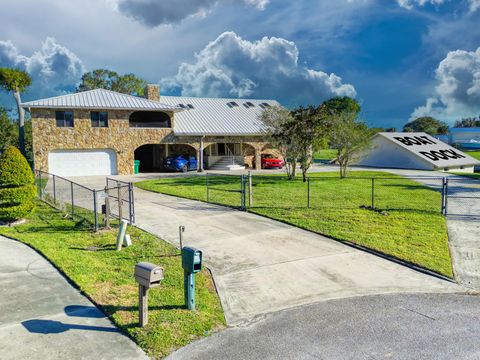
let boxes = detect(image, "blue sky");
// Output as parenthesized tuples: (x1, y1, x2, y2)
(0, 0, 479, 130)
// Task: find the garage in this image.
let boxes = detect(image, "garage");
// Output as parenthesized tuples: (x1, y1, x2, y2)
(48, 149, 117, 177)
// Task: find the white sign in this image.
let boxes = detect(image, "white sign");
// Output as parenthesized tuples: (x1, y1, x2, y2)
(381, 132, 479, 168)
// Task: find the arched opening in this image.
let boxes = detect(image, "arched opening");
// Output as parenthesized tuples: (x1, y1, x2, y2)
(129, 111, 171, 128)
(134, 143, 197, 172)
(134, 144, 164, 172)
(203, 143, 253, 169)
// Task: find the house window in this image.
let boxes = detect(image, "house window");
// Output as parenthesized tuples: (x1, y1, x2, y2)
(91, 111, 108, 127)
(55, 111, 74, 127)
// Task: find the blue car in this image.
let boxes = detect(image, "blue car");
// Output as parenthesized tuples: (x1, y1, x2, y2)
(163, 155, 198, 172)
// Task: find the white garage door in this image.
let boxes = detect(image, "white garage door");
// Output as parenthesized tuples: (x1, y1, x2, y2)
(48, 149, 117, 177)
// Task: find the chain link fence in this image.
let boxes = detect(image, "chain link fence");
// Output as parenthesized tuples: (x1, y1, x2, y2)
(445, 177, 480, 218)
(35, 170, 135, 231)
(244, 174, 447, 214)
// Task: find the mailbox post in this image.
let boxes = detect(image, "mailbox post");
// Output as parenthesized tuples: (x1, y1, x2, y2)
(181, 247, 203, 310)
(134, 262, 164, 327)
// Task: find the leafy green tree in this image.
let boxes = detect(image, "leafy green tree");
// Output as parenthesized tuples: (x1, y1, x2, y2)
(0, 146, 36, 221)
(403, 116, 448, 135)
(76, 69, 147, 96)
(0, 68, 32, 156)
(260, 106, 302, 179)
(0, 108, 17, 152)
(454, 116, 480, 128)
(290, 106, 330, 182)
(329, 113, 373, 178)
(322, 96, 361, 116)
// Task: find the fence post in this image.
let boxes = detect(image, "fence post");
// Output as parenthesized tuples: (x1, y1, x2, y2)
(128, 182, 134, 224)
(71, 182, 74, 219)
(93, 189, 98, 232)
(117, 183, 123, 221)
(241, 175, 246, 211)
(444, 178, 449, 215)
(104, 186, 110, 229)
(206, 173, 209, 203)
(371, 177, 375, 209)
(248, 171, 253, 207)
(307, 177, 311, 208)
(53, 174, 57, 206)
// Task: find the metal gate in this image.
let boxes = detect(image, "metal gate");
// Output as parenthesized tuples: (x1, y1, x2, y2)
(105, 178, 135, 224)
(445, 177, 480, 217)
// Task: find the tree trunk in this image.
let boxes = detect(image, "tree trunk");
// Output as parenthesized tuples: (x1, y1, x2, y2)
(14, 89, 25, 156)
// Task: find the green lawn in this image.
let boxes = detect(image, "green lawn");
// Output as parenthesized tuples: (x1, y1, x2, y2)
(463, 150, 480, 160)
(136, 171, 452, 277)
(313, 149, 337, 161)
(0, 202, 225, 359)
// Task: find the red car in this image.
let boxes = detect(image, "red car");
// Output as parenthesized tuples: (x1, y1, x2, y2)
(254, 154, 284, 169)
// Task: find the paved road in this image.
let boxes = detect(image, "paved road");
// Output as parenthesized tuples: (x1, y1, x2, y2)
(167, 293, 480, 360)
(72, 175, 459, 326)
(0, 235, 148, 360)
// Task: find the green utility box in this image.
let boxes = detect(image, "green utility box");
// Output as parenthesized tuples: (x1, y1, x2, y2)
(134, 160, 140, 174)
(182, 247, 203, 273)
(181, 246, 203, 310)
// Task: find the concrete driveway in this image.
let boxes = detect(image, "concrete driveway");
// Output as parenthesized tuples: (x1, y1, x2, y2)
(71, 175, 461, 326)
(0, 236, 147, 360)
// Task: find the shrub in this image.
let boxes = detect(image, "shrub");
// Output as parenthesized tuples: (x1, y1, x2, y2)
(0, 146, 35, 221)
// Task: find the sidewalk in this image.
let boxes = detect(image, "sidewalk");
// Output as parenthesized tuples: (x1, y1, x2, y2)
(0, 235, 148, 360)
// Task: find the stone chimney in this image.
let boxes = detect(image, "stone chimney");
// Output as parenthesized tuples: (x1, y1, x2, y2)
(144, 84, 160, 102)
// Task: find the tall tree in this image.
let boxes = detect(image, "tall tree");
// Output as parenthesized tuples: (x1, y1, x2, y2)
(322, 96, 361, 116)
(403, 116, 448, 135)
(329, 113, 373, 178)
(76, 69, 147, 96)
(260, 106, 302, 179)
(290, 106, 328, 182)
(0, 68, 32, 155)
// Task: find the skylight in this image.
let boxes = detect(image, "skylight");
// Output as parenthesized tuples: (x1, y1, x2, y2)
(227, 101, 239, 108)
(187, 104, 194, 109)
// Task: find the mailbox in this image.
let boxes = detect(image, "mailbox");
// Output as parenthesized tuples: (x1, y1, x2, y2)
(134, 262, 164, 288)
(182, 247, 203, 273)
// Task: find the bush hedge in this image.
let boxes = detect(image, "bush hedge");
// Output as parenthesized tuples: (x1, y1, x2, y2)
(0, 146, 36, 221)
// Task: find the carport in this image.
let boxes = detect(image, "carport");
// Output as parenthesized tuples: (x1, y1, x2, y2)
(134, 144, 197, 172)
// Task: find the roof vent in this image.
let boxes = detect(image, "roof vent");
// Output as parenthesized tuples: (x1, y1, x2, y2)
(227, 101, 239, 108)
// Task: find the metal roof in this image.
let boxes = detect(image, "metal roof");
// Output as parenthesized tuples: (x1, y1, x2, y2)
(22, 89, 280, 136)
(159, 96, 280, 136)
(21, 89, 183, 112)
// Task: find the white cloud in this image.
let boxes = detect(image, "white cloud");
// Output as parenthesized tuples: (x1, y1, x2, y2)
(162, 32, 356, 105)
(0, 37, 85, 98)
(116, 0, 269, 27)
(396, 0, 480, 12)
(396, 0, 445, 9)
(411, 47, 480, 122)
(469, 0, 480, 11)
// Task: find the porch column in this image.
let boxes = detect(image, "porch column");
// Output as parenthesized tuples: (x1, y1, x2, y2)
(165, 144, 169, 157)
(197, 138, 204, 172)
(255, 147, 261, 171)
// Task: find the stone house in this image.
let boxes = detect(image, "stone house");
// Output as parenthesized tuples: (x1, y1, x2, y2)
(21, 85, 280, 176)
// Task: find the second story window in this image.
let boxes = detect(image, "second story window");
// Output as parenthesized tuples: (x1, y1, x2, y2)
(91, 111, 108, 127)
(55, 111, 74, 127)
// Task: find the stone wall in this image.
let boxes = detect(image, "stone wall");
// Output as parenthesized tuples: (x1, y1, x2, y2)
(32, 108, 271, 174)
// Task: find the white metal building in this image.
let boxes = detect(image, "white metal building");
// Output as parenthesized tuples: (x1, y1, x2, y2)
(357, 132, 479, 172)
